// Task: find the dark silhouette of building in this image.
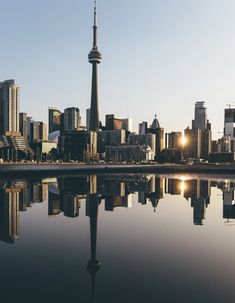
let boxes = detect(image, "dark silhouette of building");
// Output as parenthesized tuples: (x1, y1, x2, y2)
(89, 0, 102, 132)
(48, 191, 61, 216)
(184, 180, 210, 225)
(222, 182, 235, 219)
(58, 130, 97, 161)
(165, 179, 181, 195)
(19, 112, 28, 139)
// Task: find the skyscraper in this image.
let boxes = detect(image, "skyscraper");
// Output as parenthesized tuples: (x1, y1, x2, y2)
(88, 0, 102, 131)
(63, 107, 81, 132)
(224, 108, 235, 137)
(48, 107, 61, 133)
(148, 115, 165, 159)
(192, 101, 209, 130)
(185, 101, 212, 160)
(0, 79, 19, 134)
(30, 121, 48, 142)
(19, 112, 28, 138)
(224, 107, 235, 152)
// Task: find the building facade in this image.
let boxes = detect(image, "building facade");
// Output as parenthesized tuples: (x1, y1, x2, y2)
(0, 80, 19, 134)
(165, 132, 182, 149)
(63, 107, 81, 132)
(192, 101, 208, 130)
(19, 112, 27, 139)
(147, 116, 165, 160)
(184, 128, 211, 159)
(128, 133, 156, 156)
(184, 102, 212, 160)
(58, 130, 97, 161)
(105, 114, 133, 132)
(30, 121, 48, 143)
(224, 108, 235, 152)
(48, 108, 61, 133)
(97, 129, 126, 154)
(105, 144, 154, 162)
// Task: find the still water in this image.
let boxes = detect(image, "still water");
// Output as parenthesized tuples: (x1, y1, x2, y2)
(0, 174, 235, 303)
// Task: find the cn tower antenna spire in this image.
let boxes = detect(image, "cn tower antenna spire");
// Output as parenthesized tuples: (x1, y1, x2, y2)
(93, 0, 97, 47)
(94, 0, 97, 26)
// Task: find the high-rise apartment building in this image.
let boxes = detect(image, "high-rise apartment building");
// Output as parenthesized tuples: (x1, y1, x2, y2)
(48, 108, 61, 133)
(0, 79, 19, 134)
(30, 121, 48, 143)
(63, 107, 81, 132)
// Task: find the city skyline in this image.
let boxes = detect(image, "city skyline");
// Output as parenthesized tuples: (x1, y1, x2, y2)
(1, 0, 235, 138)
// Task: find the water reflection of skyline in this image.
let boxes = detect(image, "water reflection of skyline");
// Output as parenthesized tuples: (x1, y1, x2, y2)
(1, 174, 235, 244)
(1, 174, 235, 302)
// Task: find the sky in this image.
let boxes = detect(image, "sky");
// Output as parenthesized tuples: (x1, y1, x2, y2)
(1, 0, 235, 138)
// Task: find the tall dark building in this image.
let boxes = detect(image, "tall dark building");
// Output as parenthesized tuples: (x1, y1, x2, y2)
(147, 115, 165, 159)
(19, 112, 28, 138)
(88, 0, 102, 131)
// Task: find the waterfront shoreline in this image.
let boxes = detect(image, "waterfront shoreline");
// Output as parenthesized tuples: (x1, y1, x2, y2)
(0, 163, 235, 177)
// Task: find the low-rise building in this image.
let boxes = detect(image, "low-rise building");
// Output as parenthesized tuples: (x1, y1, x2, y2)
(58, 130, 97, 161)
(105, 144, 154, 162)
(0, 132, 32, 161)
(128, 133, 156, 156)
(97, 129, 126, 155)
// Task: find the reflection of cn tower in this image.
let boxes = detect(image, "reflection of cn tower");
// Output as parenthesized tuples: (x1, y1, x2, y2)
(86, 194, 100, 303)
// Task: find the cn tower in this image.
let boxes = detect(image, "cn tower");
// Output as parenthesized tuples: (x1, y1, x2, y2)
(88, 0, 102, 132)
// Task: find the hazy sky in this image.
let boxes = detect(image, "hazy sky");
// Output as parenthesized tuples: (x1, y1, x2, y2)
(1, 0, 235, 138)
